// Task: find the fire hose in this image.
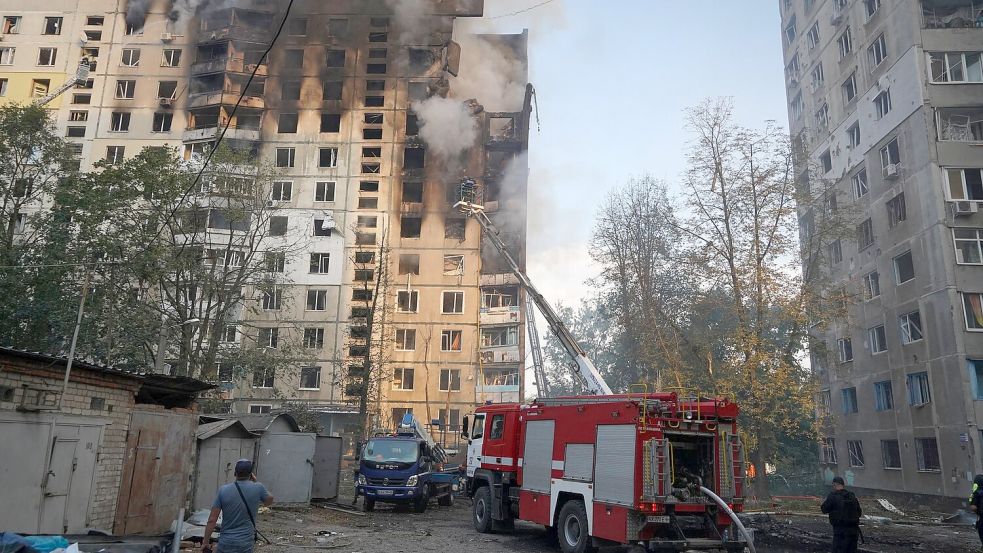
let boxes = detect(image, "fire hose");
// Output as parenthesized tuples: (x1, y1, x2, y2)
(700, 486, 757, 553)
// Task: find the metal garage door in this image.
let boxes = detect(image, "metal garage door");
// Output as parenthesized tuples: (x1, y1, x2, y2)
(257, 432, 316, 503)
(311, 436, 342, 500)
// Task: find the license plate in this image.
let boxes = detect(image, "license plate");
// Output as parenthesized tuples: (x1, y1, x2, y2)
(646, 515, 670, 524)
(377, 489, 394, 495)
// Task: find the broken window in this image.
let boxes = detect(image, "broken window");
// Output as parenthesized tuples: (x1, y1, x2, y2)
(899, 311, 923, 344)
(392, 368, 414, 390)
(116, 79, 136, 99)
(284, 48, 304, 68)
(307, 289, 328, 311)
(481, 326, 518, 348)
(361, 162, 381, 174)
(908, 373, 931, 407)
(439, 369, 461, 392)
(269, 216, 288, 236)
(369, 48, 387, 59)
(153, 112, 173, 132)
(403, 181, 423, 203)
(158, 80, 177, 99)
(867, 325, 887, 354)
(367, 63, 387, 74)
(299, 366, 320, 390)
(315, 181, 335, 202)
(397, 290, 419, 312)
(408, 82, 429, 102)
(874, 89, 891, 119)
(3, 16, 20, 34)
(278, 113, 298, 133)
(358, 197, 378, 209)
(121, 48, 140, 67)
(321, 113, 341, 132)
(287, 17, 308, 36)
(857, 218, 874, 250)
(364, 96, 385, 108)
(837, 27, 853, 59)
(310, 253, 330, 274)
(395, 329, 416, 351)
(319, 147, 338, 168)
(401, 217, 421, 238)
(404, 147, 426, 169)
(366, 79, 386, 92)
(362, 147, 382, 158)
(66, 126, 86, 138)
(442, 291, 464, 314)
(37, 48, 56, 66)
(353, 289, 373, 302)
(820, 150, 832, 173)
(406, 113, 419, 136)
(398, 254, 420, 275)
(482, 287, 517, 309)
(282, 80, 301, 101)
(369, 32, 388, 42)
(847, 122, 861, 148)
(261, 288, 282, 311)
(443, 255, 464, 276)
(326, 49, 346, 67)
(313, 217, 334, 237)
(828, 239, 842, 264)
(106, 145, 125, 164)
(271, 181, 292, 201)
(328, 18, 348, 37)
(894, 250, 915, 283)
(355, 251, 375, 264)
(441, 330, 462, 352)
(162, 48, 182, 67)
(837, 338, 853, 363)
(355, 269, 374, 282)
(356, 232, 375, 245)
(357, 216, 377, 228)
(445, 219, 465, 240)
(266, 251, 286, 273)
(847, 441, 865, 467)
(323, 81, 343, 101)
(43, 16, 62, 35)
(886, 192, 906, 227)
(862, 271, 880, 300)
(360, 181, 379, 192)
(363, 128, 383, 140)
(842, 71, 858, 102)
(110, 112, 130, 132)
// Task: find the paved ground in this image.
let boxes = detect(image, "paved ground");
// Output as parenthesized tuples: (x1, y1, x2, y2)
(248, 487, 981, 553)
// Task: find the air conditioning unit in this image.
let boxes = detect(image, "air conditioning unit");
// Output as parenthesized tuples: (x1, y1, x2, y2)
(883, 163, 900, 179)
(266, 199, 279, 208)
(952, 201, 979, 217)
(159, 97, 174, 107)
(161, 32, 174, 42)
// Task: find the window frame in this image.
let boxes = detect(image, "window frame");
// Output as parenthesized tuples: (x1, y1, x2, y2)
(121, 48, 141, 67)
(893, 250, 915, 284)
(874, 89, 892, 119)
(838, 337, 854, 363)
(881, 439, 902, 469)
(874, 380, 894, 411)
(303, 327, 325, 349)
(37, 47, 57, 66)
(868, 33, 887, 68)
(115, 79, 136, 99)
(441, 290, 465, 314)
(394, 328, 416, 351)
(439, 368, 461, 392)
(392, 367, 415, 391)
(299, 366, 321, 390)
(396, 290, 420, 313)
(440, 329, 462, 352)
(868, 324, 887, 354)
(907, 371, 931, 406)
(852, 167, 869, 198)
(847, 440, 865, 468)
(306, 288, 328, 311)
(841, 387, 859, 414)
(914, 437, 941, 472)
(863, 270, 881, 300)
(899, 310, 924, 344)
(943, 168, 983, 201)
(962, 292, 983, 331)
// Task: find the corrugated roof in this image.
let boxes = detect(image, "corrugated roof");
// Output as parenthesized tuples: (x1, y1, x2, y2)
(204, 413, 301, 433)
(196, 419, 259, 440)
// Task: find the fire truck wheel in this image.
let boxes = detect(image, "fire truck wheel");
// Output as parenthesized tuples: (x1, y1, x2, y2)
(558, 500, 593, 553)
(473, 486, 494, 533)
(363, 498, 375, 512)
(414, 486, 430, 513)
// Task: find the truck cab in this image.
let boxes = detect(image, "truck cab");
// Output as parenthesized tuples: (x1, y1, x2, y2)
(356, 436, 441, 512)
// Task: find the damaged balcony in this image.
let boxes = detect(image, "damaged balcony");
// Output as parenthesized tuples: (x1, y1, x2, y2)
(191, 42, 268, 76)
(921, 0, 983, 29)
(486, 113, 521, 144)
(189, 74, 265, 110)
(184, 107, 263, 143)
(197, 7, 273, 44)
(937, 107, 983, 142)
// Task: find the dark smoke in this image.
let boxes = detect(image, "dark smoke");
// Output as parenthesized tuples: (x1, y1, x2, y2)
(126, 0, 153, 26)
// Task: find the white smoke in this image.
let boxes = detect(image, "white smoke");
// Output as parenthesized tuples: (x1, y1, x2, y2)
(411, 96, 478, 172)
(386, 0, 433, 45)
(450, 33, 527, 112)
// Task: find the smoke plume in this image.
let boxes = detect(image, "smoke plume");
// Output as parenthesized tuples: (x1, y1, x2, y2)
(450, 34, 527, 112)
(386, 0, 434, 45)
(411, 96, 478, 174)
(126, 0, 153, 26)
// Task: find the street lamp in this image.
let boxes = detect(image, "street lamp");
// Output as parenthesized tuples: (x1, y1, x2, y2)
(154, 318, 201, 375)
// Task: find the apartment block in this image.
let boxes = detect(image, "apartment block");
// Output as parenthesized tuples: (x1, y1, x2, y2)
(780, 0, 983, 498)
(0, 0, 530, 445)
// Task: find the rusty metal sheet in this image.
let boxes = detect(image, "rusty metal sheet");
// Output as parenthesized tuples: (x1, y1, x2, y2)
(115, 409, 196, 535)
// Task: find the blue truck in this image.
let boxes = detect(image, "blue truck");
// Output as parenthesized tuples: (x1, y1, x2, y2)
(355, 414, 462, 513)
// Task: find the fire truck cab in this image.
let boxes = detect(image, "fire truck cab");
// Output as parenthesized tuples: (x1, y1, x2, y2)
(463, 393, 747, 553)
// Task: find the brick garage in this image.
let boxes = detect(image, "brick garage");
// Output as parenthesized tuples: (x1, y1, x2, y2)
(0, 348, 211, 534)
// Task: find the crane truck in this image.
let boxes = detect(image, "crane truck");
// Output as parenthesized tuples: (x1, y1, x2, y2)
(355, 413, 463, 513)
(454, 184, 753, 553)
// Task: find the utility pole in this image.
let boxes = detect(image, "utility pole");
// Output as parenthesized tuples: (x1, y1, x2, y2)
(56, 271, 91, 410)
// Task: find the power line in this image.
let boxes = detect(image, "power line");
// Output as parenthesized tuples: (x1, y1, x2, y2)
(489, 0, 558, 19)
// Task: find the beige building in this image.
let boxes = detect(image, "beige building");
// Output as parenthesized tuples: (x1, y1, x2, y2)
(0, 0, 530, 445)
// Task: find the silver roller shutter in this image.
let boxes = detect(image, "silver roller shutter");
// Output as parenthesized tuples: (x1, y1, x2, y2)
(522, 420, 555, 493)
(594, 424, 637, 506)
(564, 444, 594, 481)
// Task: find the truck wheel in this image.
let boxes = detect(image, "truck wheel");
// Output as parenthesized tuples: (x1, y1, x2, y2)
(413, 486, 430, 513)
(438, 491, 454, 507)
(558, 501, 593, 553)
(473, 486, 494, 533)
(363, 498, 375, 512)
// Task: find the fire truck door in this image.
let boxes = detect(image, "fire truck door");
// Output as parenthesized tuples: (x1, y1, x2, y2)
(466, 414, 485, 477)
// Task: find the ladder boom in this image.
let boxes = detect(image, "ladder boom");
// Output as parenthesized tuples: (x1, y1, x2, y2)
(461, 202, 613, 395)
(35, 58, 90, 107)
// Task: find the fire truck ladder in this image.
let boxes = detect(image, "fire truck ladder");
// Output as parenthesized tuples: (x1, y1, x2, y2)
(455, 188, 613, 396)
(525, 294, 552, 397)
(35, 58, 90, 106)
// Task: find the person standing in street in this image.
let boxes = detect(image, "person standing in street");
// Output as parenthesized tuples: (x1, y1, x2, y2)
(969, 474, 983, 551)
(820, 476, 862, 553)
(200, 459, 274, 553)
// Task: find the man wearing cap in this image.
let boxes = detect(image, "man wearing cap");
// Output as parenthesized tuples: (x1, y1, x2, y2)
(200, 459, 274, 553)
(821, 476, 862, 553)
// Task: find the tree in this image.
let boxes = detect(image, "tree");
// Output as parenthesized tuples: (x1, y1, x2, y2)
(541, 300, 621, 396)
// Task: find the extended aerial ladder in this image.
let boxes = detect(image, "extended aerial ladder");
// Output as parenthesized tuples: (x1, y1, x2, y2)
(396, 412, 448, 464)
(35, 58, 90, 107)
(454, 179, 613, 395)
(525, 294, 552, 397)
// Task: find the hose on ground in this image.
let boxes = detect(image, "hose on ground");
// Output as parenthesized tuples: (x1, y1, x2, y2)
(699, 486, 757, 553)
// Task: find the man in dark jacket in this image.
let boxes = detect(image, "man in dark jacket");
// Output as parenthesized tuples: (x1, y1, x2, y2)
(969, 474, 983, 549)
(820, 476, 862, 553)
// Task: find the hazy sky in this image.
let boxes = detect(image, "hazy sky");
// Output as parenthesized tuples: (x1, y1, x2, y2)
(468, 0, 789, 308)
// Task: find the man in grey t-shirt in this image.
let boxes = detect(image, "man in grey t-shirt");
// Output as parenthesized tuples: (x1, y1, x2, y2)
(200, 459, 274, 553)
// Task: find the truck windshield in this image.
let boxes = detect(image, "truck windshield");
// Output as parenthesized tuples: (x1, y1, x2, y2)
(363, 439, 419, 463)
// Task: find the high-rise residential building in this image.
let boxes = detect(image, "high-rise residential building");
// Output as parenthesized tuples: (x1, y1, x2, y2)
(780, 0, 983, 498)
(0, 0, 530, 449)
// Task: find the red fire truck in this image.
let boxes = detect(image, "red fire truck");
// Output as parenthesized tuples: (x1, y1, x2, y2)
(456, 193, 751, 552)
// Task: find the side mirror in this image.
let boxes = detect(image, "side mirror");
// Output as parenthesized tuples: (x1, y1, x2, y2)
(461, 415, 470, 438)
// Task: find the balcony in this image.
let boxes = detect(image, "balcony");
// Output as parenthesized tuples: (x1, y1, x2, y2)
(189, 90, 264, 109)
(191, 57, 268, 76)
(197, 24, 271, 44)
(922, 0, 983, 29)
(937, 107, 983, 142)
(183, 126, 261, 143)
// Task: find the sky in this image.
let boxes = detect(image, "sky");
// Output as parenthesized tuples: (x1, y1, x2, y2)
(464, 0, 790, 308)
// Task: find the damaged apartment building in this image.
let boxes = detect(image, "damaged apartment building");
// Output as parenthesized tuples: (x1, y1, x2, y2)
(781, 0, 983, 499)
(0, 0, 532, 439)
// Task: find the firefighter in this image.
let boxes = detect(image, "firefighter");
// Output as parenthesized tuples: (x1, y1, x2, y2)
(820, 476, 862, 553)
(969, 474, 983, 550)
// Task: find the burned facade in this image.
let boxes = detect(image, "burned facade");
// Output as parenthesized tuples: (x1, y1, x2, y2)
(0, 0, 531, 441)
(780, 0, 983, 498)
